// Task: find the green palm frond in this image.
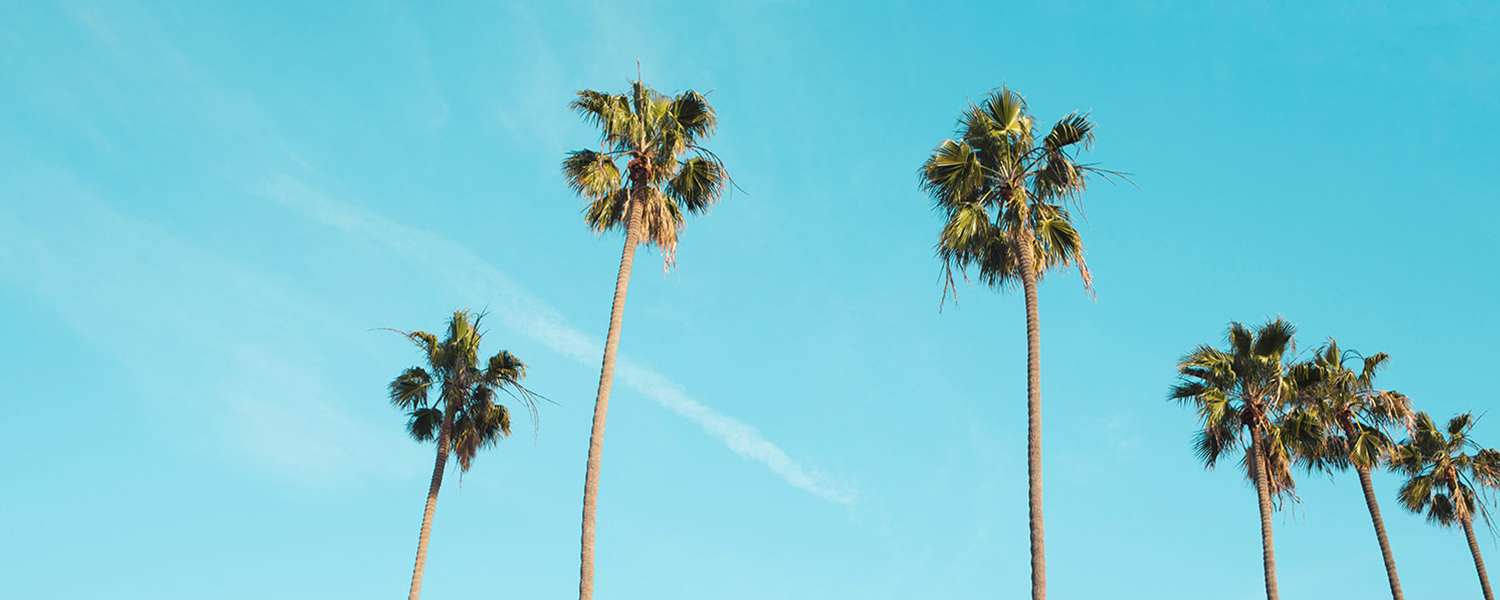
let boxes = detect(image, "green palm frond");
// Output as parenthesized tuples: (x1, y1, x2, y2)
(1450, 414, 1475, 437)
(583, 188, 631, 234)
(1252, 318, 1296, 358)
(570, 91, 631, 146)
(668, 90, 716, 143)
(937, 204, 996, 257)
(920, 140, 986, 208)
(450, 388, 514, 473)
(1043, 112, 1095, 152)
(484, 351, 526, 386)
(1195, 418, 1241, 468)
(406, 407, 443, 442)
(389, 367, 432, 410)
(563, 150, 623, 199)
(666, 156, 726, 215)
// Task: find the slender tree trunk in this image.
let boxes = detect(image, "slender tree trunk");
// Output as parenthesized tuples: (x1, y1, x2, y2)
(1010, 226, 1046, 600)
(1464, 518, 1496, 600)
(1248, 424, 1280, 600)
(1355, 465, 1404, 600)
(579, 198, 643, 600)
(407, 399, 457, 600)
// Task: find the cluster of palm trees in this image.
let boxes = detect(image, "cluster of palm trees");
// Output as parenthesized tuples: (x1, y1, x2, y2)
(388, 79, 730, 600)
(374, 77, 1499, 600)
(1172, 318, 1500, 600)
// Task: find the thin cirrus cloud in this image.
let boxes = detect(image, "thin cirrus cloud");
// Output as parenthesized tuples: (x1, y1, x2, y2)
(264, 175, 858, 506)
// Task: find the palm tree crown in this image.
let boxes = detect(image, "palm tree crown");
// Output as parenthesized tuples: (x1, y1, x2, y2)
(1394, 412, 1500, 527)
(1170, 318, 1301, 497)
(562, 80, 729, 268)
(1284, 340, 1413, 474)
(918, 87, 1100, 299)
(388, 310, 539, 472)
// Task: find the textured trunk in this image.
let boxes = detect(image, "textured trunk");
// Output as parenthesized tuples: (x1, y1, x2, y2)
(578, 196, 643, 600)
(1355, 465, 1403, 600)
(1010, 226, 1046, 600)
(1248, 424, 1280, 600)
(1464, 518, 1496, 600)
(407, 399, 457, 600)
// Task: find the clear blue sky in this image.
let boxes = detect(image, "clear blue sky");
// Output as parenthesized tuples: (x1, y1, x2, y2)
(3, 1, 1499, 598)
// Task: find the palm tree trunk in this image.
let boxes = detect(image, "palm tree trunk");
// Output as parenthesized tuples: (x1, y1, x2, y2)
(407, 400, 457, 600)
(1248, 424, 1280, 600)
(1355, 465, 1404, 600)
(578, 198, 643, 600)
(1464, 517, 1495, 600)
(1010, 228, 1046, 600)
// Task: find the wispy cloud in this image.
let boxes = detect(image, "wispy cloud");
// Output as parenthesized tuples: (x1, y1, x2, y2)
(0, 172, 418, 484)
(265, 175, 857, 505)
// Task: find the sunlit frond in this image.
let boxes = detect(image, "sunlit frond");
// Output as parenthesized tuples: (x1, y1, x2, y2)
(563, 150, 623, 199)
(1043, 112, 1095, 152)
(570, 90, 631, 146)
(920, 140, 986, 208)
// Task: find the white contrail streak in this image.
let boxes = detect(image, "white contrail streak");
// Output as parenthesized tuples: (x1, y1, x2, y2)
(266, 176, 855, 505)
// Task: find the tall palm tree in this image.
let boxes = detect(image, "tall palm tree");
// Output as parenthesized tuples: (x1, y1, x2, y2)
(1170, 318, 1302, 600)
(1282, 340, 1413, 600)
(387, 310, 539, 600)
(1394, 412, 1500, 600)
(918, 87, 1106, 600)
(561, 78, 729, 600)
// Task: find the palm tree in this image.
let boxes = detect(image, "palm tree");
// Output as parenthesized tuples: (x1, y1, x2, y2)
(1170, 318, 1302, 600)
(387, 310, 539, 600)
(1394, 412, 1500, 600)
(1282, 340, 1413, 600)
(918, 87, 1106, 600)
(561, 78, 729, 600)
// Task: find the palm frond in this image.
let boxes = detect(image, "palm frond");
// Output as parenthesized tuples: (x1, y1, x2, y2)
(1253, 317, 1297, 358)
(920, 140, 986, 208)
(1043, 112, 1095, 152)
(570, 90, 631, 145)
(388, 367, 432, 410)
(666, 156, 726, 215)
(484, 350, 527, 387)
(562, 150, 623, 199)
(406, 407, 444, 442)
(668, 90, 717, 143)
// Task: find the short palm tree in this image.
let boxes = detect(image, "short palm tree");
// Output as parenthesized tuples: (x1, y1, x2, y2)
(1170, 318, 1302, 600)
(387, 310, 538, 600)
(1394, 412, 1500, 600)
(561, 78, 728, 600)
(918, 87, 1106, 600)
(1282, 340, 1413, 600)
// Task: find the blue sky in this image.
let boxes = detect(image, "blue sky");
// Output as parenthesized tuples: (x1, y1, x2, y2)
(3, 1, 1499, 598)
